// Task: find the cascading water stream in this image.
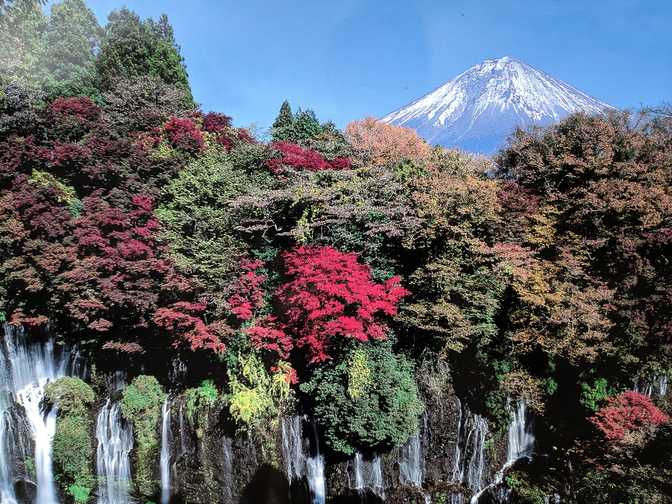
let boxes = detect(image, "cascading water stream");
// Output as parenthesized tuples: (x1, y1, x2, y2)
(280, 416, 326, 504)
(352, 452, 384, 497)
(470, 399, 534, 503)
(96, 400, 133, 504)
(0, 323, 72, 504)
(398, 430, 423, 487)
(160, 398, 172, 504)
(448, 398, 490, 504)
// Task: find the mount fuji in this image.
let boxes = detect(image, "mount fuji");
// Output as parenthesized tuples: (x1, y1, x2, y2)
(382, 56, 614, 154)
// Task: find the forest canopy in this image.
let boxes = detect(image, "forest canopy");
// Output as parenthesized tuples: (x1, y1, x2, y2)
(0, 1, 671, 502)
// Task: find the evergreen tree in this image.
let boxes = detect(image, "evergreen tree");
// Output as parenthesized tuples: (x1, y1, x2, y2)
(96, 8, 192, 101)
(292, 108, 322, 141)
(0, 0, 47, 88)
(271, 99, 294, 141)
(38, 0, 102, 99)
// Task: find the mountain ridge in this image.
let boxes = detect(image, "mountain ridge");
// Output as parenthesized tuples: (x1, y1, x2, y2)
(382, 56, 614, 154)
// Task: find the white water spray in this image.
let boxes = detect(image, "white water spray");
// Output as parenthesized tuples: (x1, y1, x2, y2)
(0, 324, 71, 504)
(160, 398, 172, 504)
(96, 400, 133, 504)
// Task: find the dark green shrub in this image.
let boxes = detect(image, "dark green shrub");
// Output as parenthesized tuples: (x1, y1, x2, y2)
(301, 341, 424, 455)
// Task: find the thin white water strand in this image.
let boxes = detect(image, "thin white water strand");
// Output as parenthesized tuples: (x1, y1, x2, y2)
(352, 452, 385, 497)
(222, 437, 234, 503)
(96, 400, 133, 504)
(178, 404, 188, 456)
(281, 416, 305, 480)
(471, 400, 534, 503)
(160, 398, 172, 504)
(507, 401, 534, 463)
(306, 424, 326, 504)
(398, 429, 423, 486)
(2, 324, 70, 504)
(465, 415, 489, 492)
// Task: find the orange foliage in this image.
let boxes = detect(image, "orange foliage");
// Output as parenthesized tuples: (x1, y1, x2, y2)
(345, 117, 431, 167)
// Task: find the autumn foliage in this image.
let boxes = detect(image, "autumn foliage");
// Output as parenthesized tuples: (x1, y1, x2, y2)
(267, 141, 351, 174)
(275, 246, 408, 363)
(590, 391, 669, 444)
(163, 116, 205, 154)
(345, 117, 432, 167)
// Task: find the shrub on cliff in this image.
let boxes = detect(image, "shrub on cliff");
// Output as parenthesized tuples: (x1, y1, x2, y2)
(121, 375, 166, 497)
(590, 391, 669, 446)
(301, 341, 423, 455)
(45, 377, 96, 503)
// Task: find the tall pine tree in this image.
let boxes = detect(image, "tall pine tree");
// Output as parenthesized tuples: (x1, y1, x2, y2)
(271, 99, 294, 141)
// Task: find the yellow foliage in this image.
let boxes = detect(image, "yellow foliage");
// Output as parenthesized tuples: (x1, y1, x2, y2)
(347, 349, 372, 399)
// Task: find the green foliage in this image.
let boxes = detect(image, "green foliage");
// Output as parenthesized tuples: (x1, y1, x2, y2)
(29, 169, 82, 216)
(0, 0, 47, 89)
(580, 378, 612, 412)
(271, 100, 293, 141)
(68, 484, 92, 504)
(400, 171, 506, 354)
(97, 8, 191, 99)
(301, 341, 424, 455)
(121, 375, 166, 497)
(227, 352, 285, 430)
(45, 377, 95, 503)
(184, 379, 219, 438)
(45, 376, 94, 415)
(504, 472, 546, 504)
(157, 148, 264, 313)
(39, 0, 101, 99)
(270, 102, 351, 158)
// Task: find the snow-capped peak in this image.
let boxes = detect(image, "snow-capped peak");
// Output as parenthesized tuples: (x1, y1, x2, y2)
(382, 56, 614, 154)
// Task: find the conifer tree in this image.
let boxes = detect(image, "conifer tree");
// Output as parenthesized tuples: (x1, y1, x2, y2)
(271, 99, 294, 141)
(96, 8, 192, 101)
(39, 0, 102, 99)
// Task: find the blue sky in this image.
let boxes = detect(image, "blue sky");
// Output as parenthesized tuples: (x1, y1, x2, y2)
(82, 0, 671, 130)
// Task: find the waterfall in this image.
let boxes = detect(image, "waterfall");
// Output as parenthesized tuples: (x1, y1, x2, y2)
(352, 452, 384, 497)
(305, 450, 326, 504)
(507, 401, 534, 463)
(281, 416, 304, 480)
(398, 429, 423, 487)
(470, 399, 534, 503)
(160, 398, 172, 504)
(0, 323, 72, 504)
(634, 375, 669, 398)
(448, 398, 490, 504)
(280, 416, 326, 504)
(178, 404, 188, 456)
(222, 437, 234, 503)
(96, 400, 133, 504)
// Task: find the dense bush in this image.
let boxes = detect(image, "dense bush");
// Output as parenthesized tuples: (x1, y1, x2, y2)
(45, 377, 96, 503)
(301, 341, 424, 455)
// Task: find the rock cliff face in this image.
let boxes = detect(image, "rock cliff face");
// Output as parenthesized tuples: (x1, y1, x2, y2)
(152, 363, 510, 504)
(0, 326, 517, 504)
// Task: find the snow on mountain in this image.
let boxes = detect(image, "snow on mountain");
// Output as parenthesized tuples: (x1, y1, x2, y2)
(382, 56, 614, 154)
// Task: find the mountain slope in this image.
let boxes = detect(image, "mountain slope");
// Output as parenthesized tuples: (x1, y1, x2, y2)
(382, 56, 614, 154)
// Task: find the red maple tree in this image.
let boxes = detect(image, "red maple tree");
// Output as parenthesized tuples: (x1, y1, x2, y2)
(276, 245, 408, 363)
(267, 141, 351, 174)
(590, 390, 669, 443)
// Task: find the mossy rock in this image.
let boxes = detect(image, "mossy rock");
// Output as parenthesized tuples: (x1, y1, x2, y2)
(121, 375, 166, 497)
